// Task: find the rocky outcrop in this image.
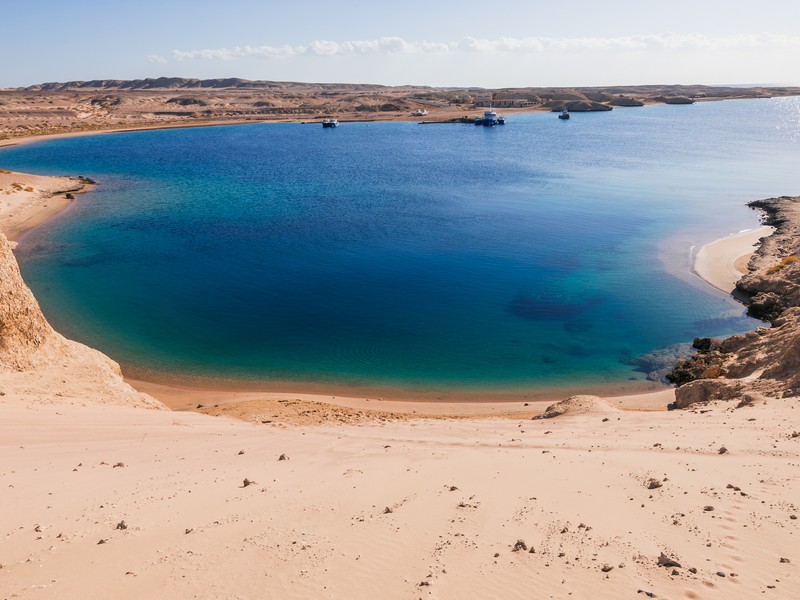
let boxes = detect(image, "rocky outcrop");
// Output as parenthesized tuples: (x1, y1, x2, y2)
(547, 100, 613, 112)
(0, 232, 163, 409)
(610, 96, 644, 107)
(668, 197, 800, 407)
(654, 96, 695, 105)
(628, 342, 693, 383)
(0, 233, 53, 371)
(532, 395, 619, 419)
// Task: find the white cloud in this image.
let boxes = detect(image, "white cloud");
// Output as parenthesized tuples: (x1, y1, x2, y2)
(146, 54, 167, 64)
(168, 32, 800, 61)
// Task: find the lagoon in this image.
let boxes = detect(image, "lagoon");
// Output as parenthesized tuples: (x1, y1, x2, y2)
(2, 97, 799, 395)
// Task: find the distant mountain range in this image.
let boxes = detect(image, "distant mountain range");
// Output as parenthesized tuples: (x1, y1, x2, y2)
(22, 78, 391, 92)
(20, 78, 800, 97)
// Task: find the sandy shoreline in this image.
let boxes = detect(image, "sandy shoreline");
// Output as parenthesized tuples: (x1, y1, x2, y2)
(128, 377, 675, 419)
(0, 119, 274, 149)
(0, 169, 90, 246)
(693, 226, 774, 293)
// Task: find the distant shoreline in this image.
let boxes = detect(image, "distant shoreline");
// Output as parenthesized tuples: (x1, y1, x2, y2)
(3, 79, 799, 145)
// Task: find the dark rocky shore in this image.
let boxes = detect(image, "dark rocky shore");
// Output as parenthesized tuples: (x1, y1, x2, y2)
(667, 196, 800, 408)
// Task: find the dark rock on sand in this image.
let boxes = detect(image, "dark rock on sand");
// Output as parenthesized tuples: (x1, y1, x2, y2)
(657, 552, 682, 568)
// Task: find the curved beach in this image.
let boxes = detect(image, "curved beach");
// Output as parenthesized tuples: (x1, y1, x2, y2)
(693, 226, 774, 293)
(0, 164, 673, 415)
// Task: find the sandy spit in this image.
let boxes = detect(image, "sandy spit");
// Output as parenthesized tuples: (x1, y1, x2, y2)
(0, 169, 90, 246)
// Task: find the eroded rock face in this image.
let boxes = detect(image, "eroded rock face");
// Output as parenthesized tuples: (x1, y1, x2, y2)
(669, 197, 800, 408)
(0, 232, 55, 370)
(0, 232, 163, 409)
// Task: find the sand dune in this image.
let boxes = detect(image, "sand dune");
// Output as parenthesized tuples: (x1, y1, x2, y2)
(532, 394, 620, 419)
(1, 396, 797, 599)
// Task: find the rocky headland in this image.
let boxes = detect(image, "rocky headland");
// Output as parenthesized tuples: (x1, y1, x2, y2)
(668, 196, 800, 408)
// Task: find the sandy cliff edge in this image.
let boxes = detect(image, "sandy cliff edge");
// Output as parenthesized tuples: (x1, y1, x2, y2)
(0, 227, 163, 409)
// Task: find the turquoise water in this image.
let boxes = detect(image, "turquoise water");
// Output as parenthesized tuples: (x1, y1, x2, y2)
(2, 98, 800, 394)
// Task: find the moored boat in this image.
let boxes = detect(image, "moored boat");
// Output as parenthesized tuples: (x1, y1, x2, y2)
(473, 109, 505, 126)
(322, 118, 338, 128)
(558, 108, 570, 120)
(482, 109, 499, 126)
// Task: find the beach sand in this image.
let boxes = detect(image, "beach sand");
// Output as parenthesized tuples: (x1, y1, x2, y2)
(1, 394, 797, 599)
(693, 226, 775, 293)
(0, 169, 88, 246)
(1, 165, 798, 599)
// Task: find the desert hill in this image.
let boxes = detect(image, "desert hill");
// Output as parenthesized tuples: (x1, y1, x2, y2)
(2, 78, 798, 141)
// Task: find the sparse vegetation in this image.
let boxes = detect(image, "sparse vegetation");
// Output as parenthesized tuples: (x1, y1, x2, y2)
(90, 96, 122, 107)
(166, 97, 208, 107)
(767, 256, 800, 274)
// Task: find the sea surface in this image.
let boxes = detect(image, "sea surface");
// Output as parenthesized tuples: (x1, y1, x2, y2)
(3, 97, 800, 395)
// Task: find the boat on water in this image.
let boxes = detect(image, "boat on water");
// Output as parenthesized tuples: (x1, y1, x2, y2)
(482, 109, 499, 126)
(322, 118, 338, 128)
(474, 109, 505, 126)
(473, 108, 506, 127)
(558, 108, 570, 120)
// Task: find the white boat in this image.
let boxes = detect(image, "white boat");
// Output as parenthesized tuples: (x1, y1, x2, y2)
(322, 118, 338, 128)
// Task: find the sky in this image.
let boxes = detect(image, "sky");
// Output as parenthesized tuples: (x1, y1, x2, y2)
(2, 0, 799, 88)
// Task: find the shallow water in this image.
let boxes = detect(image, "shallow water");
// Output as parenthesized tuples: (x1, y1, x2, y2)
(3, 97, 800, 393)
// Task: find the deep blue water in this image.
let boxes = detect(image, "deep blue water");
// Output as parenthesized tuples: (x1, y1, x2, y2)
(2, 97, 799, 394)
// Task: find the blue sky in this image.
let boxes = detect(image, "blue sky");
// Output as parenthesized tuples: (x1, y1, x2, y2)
(2, 0, 799, 88)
